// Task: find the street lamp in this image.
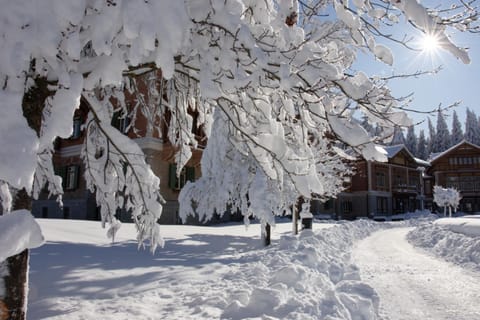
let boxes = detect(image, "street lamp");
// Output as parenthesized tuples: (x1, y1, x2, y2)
(417, 166, 425, 211)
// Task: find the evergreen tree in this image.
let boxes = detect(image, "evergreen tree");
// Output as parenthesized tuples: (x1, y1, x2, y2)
(416, 129, 428, 160)
(432, 110, 451, 152)
(450, 110, 464, 145)
(427, 117, 436, 156)
(390, 126, 405, 145)
(405, 125, 418, 155)
(464, 108, 480, 145)
(360, 115, 375, 137)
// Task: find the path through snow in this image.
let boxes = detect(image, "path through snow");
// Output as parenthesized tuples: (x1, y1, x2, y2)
(353, 227, 480, 320)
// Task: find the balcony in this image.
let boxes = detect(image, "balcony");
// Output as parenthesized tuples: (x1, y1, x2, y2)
(446, 181, 480, 193)
(392, 184, 419, 194)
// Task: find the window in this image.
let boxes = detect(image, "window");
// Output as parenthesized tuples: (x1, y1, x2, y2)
(66, 166, 79, 190)
(111, 110, 130, 134)
(342, 200, 352, 213)
(169, 164, 195, 190)
(56, 165, 80, 191)
(394, 174, 405, 186)
(71, 118, 82, 139)
(376, 172, 386, 188)
(376, 197, 388, 214)
(323, 199, 333, 210)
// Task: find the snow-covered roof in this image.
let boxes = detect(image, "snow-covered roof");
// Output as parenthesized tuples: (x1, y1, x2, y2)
(429, 140, 480, 163)
(381, 144, 430, 167)
(383, 144, 405, 158)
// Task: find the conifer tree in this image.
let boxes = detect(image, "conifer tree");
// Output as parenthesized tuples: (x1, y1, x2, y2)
(451, 110, 464, 145)
(427, 118, 436, 156)
(405, 125, 417, 156)
(390, 126, 405, 145)
(432, 109, 451, 152)
(416, 129, 428, 160)
(465, 108, 480, 145)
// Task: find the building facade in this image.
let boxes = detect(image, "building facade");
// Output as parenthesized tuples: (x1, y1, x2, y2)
(312, 145, 428, 220)
(424, 140, 480, 214)
(32, 82, 205, 224)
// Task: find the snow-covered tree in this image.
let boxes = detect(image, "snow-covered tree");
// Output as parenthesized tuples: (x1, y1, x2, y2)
(451, 110, 464, 146)
(433, 185, 461, 217)
(360, 114, 375, 137)
(465, 108, 480, 145)
(405, 126, 417, 155)
(0, 1, 478, 318)
(432, 109, 451, 152)
(427, 117, 436, 156)
(416, 129, 428, 160)
(390, 126, 406, 145)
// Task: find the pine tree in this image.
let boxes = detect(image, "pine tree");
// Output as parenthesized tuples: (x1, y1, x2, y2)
(416, 129, 428, 160)
(390, 126, 405, 145)
(450, 110, 464, 145)
(427, 117, 436, 156)
(464, 108, 480, 145)
(360, 115, 375, 137)
(405, 125, 417, 155)
(432, 110, 450, 152)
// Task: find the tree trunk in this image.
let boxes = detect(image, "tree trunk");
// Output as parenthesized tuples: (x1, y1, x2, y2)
(1, 189, 31, 320)
(263, 223, 271, 246)
(1, 250, 29, 320)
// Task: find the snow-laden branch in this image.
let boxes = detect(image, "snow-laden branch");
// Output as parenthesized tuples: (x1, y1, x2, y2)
(0, 0, 477, 244)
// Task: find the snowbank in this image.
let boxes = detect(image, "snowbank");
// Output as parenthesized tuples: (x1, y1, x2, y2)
(0, 210, 44, 262)
(29, 216, 433, 319)
(407, 216, 480, 272)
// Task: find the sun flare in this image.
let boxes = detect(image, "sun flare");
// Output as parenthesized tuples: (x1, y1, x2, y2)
(421, 33, 440, 52)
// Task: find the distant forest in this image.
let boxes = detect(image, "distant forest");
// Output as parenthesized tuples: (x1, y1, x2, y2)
(360, 108, 480, 160)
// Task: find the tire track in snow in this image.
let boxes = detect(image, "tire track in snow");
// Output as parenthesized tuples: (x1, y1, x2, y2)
(353, 227, 480, 320)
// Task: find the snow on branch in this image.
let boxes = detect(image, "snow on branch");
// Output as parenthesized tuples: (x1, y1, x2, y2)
(0, 0, 477, 243)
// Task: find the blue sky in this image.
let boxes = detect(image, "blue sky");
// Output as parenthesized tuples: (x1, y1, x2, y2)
(355, 10, 480, 135)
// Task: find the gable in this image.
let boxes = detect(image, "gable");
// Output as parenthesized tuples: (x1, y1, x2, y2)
(389, 149, 417, 168)
(431, 141, 480, 165)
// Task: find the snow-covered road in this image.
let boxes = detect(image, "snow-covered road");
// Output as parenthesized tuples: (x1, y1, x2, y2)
(353, 227, 480, 320)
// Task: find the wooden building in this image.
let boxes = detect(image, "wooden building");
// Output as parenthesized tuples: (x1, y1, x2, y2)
(312, 145, 428, 220)
(424, 140, 480, 214)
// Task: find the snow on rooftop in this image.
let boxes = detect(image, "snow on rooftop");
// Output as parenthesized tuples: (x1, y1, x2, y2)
(428, 140, 480, 163)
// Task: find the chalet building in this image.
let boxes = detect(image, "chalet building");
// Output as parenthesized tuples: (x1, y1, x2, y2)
(424, 140, 480, 214)
(312, 145, 429, 220)
(32, 80, 206, 224)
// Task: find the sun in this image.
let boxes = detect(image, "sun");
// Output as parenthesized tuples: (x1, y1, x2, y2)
(421, 33, 440, 53)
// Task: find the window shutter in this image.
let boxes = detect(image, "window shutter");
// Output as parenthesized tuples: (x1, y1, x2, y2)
(168, 164, 178, 189)
(186, 166, 195, 182)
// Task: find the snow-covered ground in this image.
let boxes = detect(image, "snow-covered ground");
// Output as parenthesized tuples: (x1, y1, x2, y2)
(24, 214, 480, 319)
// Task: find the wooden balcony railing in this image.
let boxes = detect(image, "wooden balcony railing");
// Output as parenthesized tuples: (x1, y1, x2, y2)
(446, 181, 480, 193)
(392, 184, 419, 193)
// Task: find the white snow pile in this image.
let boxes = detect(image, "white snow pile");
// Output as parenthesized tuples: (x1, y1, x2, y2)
(407, 216, 480, 272)
(28, 216, 433, 319)
(0, 210, 44, 262)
